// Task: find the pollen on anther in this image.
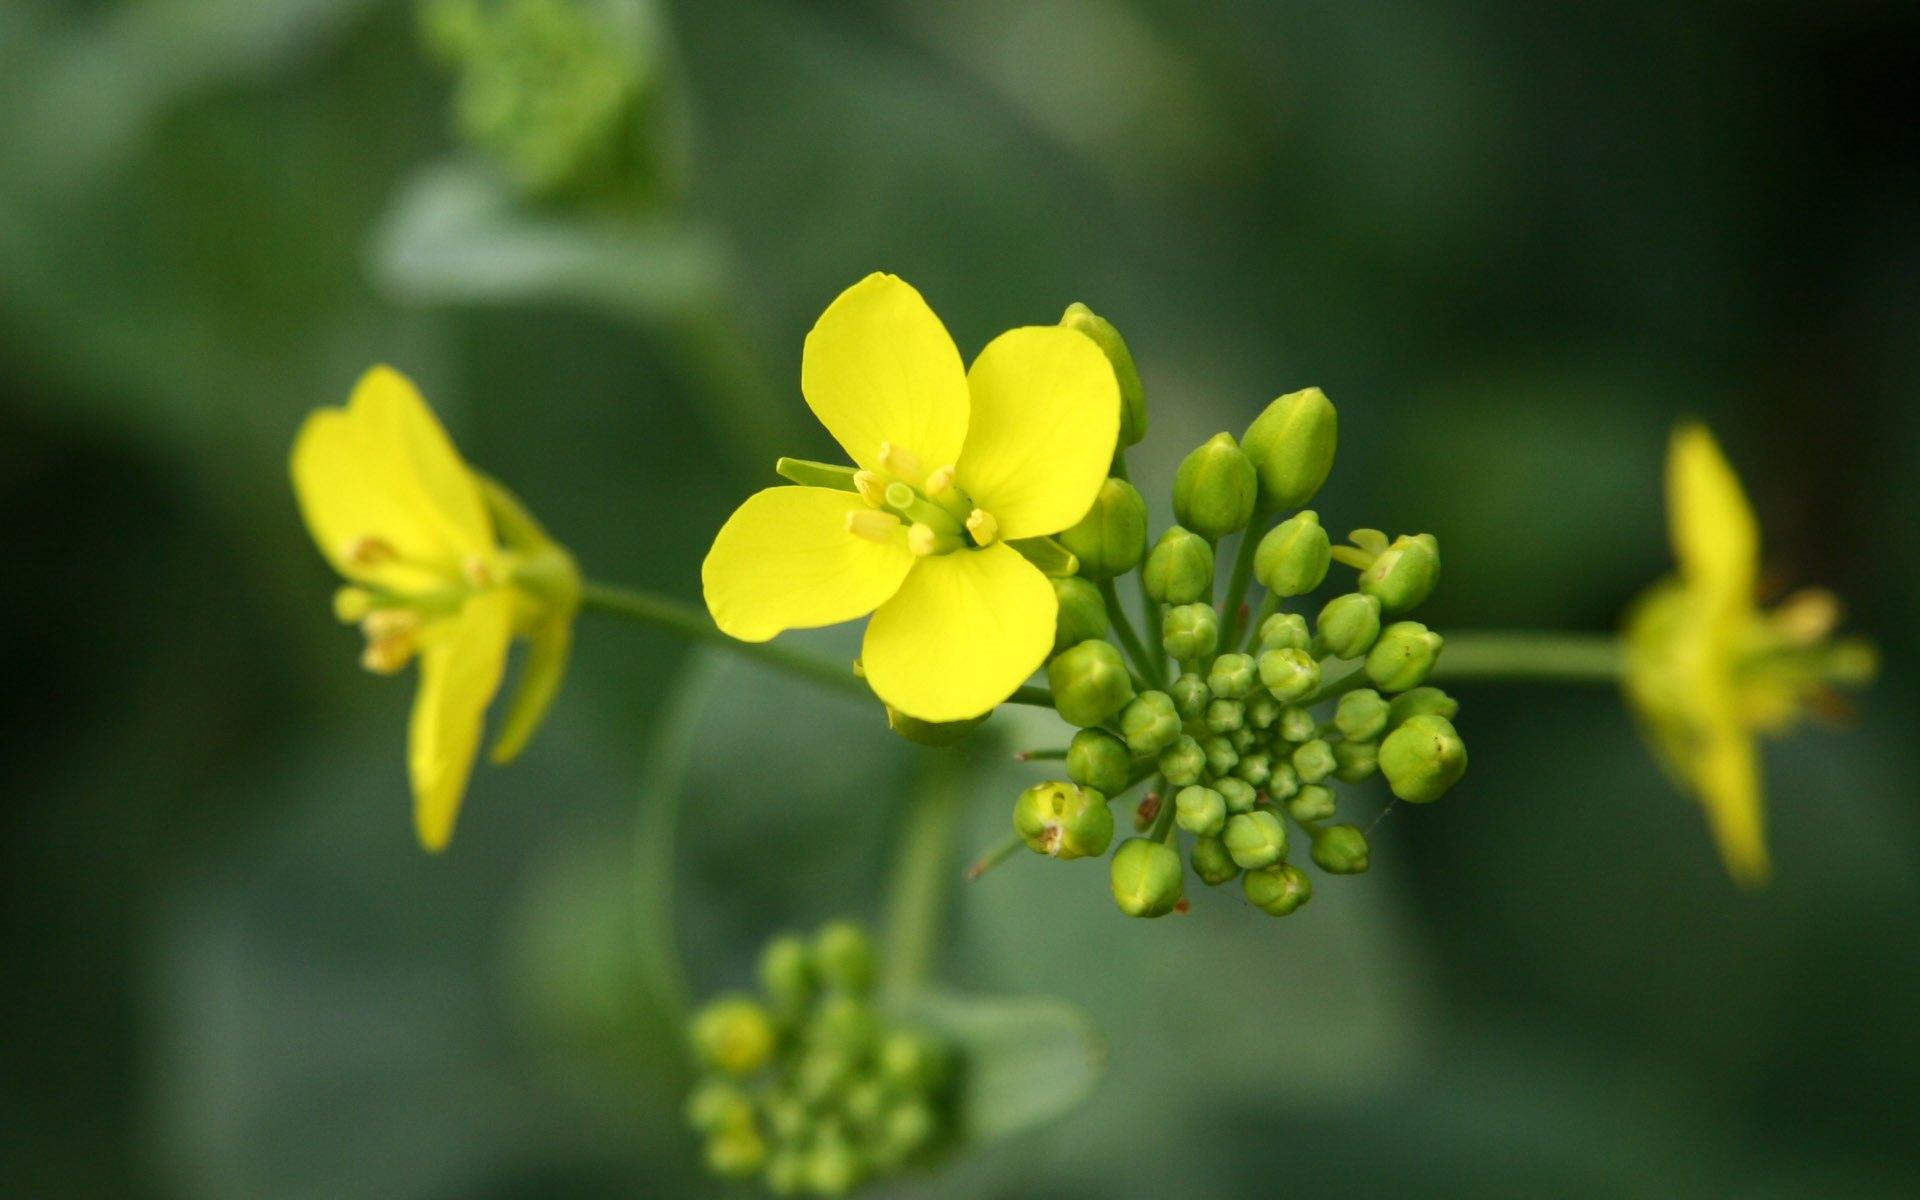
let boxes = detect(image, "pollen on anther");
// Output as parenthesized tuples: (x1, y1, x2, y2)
(846, 509, 900, 545)
(965, 508, 999, 546)
(343, 535, 396, 566)
(877, 441, 924, 483)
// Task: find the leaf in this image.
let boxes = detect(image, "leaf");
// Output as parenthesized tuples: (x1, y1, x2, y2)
(903, 990, 1105, 1144)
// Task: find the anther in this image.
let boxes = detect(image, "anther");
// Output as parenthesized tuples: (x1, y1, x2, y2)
(853, 470, 887, 507)
(361, 609, 419, 640)
(877, 441, 924, 484)
(333, 587, 375, 623)
(925, 466, 956, 496)
(360, 633, 417, 675)
(908, 523, 964, 557)
(463, 556, 495, 588)
(846, 509, 902, 545)
(965, 508, 999, 546)
(343, 535, 397, 566)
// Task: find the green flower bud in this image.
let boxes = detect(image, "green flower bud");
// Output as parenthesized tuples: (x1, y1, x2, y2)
(1066, 727, 1130, 794)
(886, 706, 987, 746)
(1334, 688, 1390, 742)
(1224, 809, 1288, 869)
(1205, 698, 1246, 734)
(878, 1028, 952, 1092)
(803, 1129, 865, 1196)
(1173, 432, 1259, 540)
(705, 1120, 770, 1179)
(765, 1148, 806, 1196)
(1292, 738, 1336, 784)
(841, 1076, 888, 1127)
(1311, 824, 1371, 874)
(1217, 776, 1258, 814)
(878, 1099, 938, 1163)
(795, 1045, 857, 1105)
(1378, 713, 1468, 803)
(1264, 762, 1300, 802)
(1333, 739, 1379, 783)
(1059, 477, 1147, 580)
(1157, 735, 1207, 787)
(1277, 705, 1318, 743)
(1052, 576, 1109, 653)
(1388, 686, 1459, 726)
(1162, 602, 1220, 662)
(1049, 639, 1136, 726)
(690, 994, 776, 1076)
(764, 1091, 808, 1141)
(1060, 302, 1147, 448)
(1232, 751, 1272, 787)
(1243, 862, 1313, 916)
(1258, 647, 1320, 702)
(1254, 510, 1332, 596)
(1229, 726, 1258, 753)
(1258, 611, 1311, 652)
(1317, 592, 1383, 659)
(1242, 386, 1337, 510)
(1144, 526, 1214, 605)
(812, 921, 874, 994)
(759, 933, 814, 1012)
(1110, 837, 1185, 917)
(1365, 621, 1444, 692)
(1358, 532, 1440, 613)
(1120, 690, 1182, 755)
(1286, 783, 1336, 823)
(685, 1077, 755, 1133)
(1245, 690, 1283, 729)
(1201, 734, 1240, 777)
(1014, 781, 1114, 859)
(1170, 670, 1211, 718)
(1174, 785, 1227, 837)
(1190, 836, 1241, 886)
(1208, 652, 1258, 700)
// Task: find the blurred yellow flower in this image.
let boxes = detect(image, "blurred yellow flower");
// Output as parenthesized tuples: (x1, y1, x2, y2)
(1624, 423, 1874, 885)
(291, 366, 579, 851)
(703, 273, 1119, 721)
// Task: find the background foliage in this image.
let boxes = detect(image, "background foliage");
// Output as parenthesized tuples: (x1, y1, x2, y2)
(4, 2, 1917, 1196)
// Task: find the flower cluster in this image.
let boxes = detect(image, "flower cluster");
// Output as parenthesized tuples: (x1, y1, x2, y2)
(1019, 381, 1466, 917)
(683, 922, 958, 1196)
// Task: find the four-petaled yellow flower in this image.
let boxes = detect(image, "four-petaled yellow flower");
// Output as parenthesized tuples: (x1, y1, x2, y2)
(703, 273, 1120, 721)
(1624, 423, 1874, 886)
(291, 367, 580, 851)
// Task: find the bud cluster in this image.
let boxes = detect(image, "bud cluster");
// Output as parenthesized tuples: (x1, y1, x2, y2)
(1012, 307, 1469, 921)
(684, 922, 959, 1195)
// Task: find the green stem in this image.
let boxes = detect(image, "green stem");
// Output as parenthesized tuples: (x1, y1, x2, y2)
(1218, 516, 1266, 646)
(1099, 578, 1165, 689)
(1111, 454, 1168, 679)
(882, 752, 964, 996)
(580, 580, 866, 699)
(1009, 685, 1055, 708)
(1017, 748, 1068, 762)
(1433, 631, 1623, 685)
(1241, 593, 1280, 652)
(965, 833, 1025, 881)
(1145, 776, 1176, 843)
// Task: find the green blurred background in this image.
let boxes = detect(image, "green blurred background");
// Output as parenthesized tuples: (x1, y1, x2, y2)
(5, 1, 1918, 1196)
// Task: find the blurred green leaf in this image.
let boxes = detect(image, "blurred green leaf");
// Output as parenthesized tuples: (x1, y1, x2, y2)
(904, 990, 1105, 1144)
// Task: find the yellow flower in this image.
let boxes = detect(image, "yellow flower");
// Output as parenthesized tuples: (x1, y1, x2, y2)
(702, 273, 1120, 722)
(291, 366, 580, 851)
(1624, 423, 1874, 886)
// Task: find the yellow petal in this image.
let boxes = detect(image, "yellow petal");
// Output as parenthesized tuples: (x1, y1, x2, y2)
(862, 542, 1054, 722)
(702, 486, 915, 642)
(955, 326, 1120, 540)
(409, 589, 515, 852)
(1691, 714, 1770, 887)
(800, 273, 969, 478)
(1667, 422, 1758, 603)
(291, 366, 494, 584)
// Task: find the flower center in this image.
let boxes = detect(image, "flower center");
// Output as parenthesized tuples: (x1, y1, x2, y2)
(855, 449, 999, 558)
(334, 536, 503, 674)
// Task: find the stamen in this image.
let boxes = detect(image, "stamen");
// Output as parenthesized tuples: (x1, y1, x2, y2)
(908, 522, 964, 557)
(360, 632, 417, 675)
(343, 535, 397, 566)
(853, 470, 887, 508)
(925, 466, 956, 496)
(966, 508, 999, 546)
(463, 556, 496, 589)
(333, 587, 374, 623)
(877, 441, 924, 484)
(846, 510, 902, 545)
(1771, 589, 1840, 645)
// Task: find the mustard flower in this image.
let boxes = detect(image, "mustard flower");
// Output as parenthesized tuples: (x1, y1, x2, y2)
(1624, 423, 1874, 885)
(702, 273, 1120, 722)
(291, 366, 579, 850)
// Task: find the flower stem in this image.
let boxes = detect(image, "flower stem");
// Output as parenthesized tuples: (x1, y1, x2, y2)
(1099, 578, 1165, 689)
(1218, 520, 1263, 647)
(882, 751, 963, 997)
(579, 580, 868, 700)
(1433, 631, 1623, 684)
(965, 832, 1025, 881)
